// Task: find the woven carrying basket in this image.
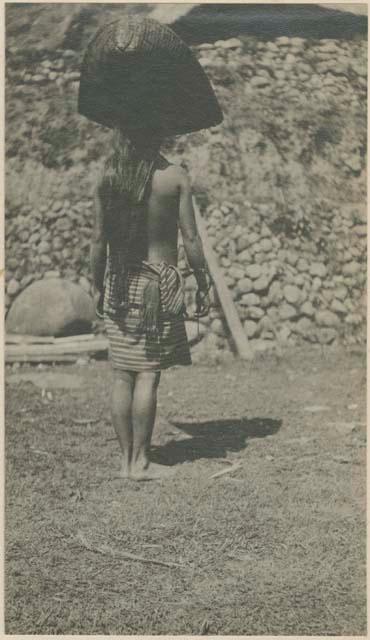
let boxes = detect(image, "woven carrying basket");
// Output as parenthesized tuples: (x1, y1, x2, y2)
(78, 16, 223, 135)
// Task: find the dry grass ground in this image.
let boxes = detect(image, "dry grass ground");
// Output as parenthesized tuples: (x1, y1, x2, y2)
(5, 346, 366, 635)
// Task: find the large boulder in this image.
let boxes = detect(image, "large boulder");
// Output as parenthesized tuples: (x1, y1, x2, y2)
(6, 278, 95, 336)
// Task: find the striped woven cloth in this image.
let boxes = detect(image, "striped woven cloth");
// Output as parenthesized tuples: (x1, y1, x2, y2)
(104, 261, 191, 372)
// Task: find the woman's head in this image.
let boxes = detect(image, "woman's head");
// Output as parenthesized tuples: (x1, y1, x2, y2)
(125, 127, 163, 157)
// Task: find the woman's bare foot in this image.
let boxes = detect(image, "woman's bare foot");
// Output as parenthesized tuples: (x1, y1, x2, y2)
(120, 458, 131, 479)
(130, 461, 175, 482)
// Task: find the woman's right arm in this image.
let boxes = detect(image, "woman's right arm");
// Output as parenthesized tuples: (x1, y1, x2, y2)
(178, 169, 208, 292)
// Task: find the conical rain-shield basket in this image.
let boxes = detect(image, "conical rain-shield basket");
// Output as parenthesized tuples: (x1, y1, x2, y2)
(78, 16, 223, 136)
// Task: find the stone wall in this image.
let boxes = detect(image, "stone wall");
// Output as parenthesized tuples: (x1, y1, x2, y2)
(195, 199, 366, 354)
(5, 33, 366, 355)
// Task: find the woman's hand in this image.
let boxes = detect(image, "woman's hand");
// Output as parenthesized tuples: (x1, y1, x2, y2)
(195, 287, 210, 317)
(94, 288, 105, 319)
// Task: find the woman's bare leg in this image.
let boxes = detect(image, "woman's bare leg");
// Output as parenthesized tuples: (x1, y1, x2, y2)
(111, 370, 136, 478)
(131, 371, 170, 480)
(131, 371, 160, 469)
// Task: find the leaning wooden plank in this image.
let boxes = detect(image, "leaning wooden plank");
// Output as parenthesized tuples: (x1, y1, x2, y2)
(193, 201, 253, 361)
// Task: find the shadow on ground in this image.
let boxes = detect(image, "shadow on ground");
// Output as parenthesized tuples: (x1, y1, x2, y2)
(152, 417, 282, 465)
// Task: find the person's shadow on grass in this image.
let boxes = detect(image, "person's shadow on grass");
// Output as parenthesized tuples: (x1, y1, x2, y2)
(151, 417, 282, 466)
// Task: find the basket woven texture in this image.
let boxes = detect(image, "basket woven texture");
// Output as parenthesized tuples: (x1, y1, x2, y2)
(78, 17, 223, 135)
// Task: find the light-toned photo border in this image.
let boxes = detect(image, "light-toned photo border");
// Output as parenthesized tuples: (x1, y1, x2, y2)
(1, 0, 368, 638)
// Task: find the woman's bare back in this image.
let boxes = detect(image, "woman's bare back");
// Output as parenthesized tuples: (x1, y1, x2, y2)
(127, 155, 205, 279)
(143, 156, 183, 265)
(96, 153, 205, 279)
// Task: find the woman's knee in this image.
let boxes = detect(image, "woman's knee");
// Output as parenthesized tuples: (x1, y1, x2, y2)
(136, 371, 161, 390)
(113, 369, 136, 389)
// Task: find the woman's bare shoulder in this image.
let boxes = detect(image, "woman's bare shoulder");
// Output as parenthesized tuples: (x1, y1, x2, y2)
(156, 155, 189, 186)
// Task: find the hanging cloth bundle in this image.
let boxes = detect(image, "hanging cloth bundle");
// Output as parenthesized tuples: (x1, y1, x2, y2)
(98, 259, 212, 343)
(104, 260, 186, 337)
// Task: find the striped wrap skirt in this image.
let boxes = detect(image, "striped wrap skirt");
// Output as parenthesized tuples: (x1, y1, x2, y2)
(104, 261, 192, 372)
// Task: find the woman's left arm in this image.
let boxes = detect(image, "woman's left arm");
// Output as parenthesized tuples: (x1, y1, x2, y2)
(90, 184, 107, 294)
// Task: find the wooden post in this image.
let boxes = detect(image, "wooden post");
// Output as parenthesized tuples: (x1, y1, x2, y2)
(193, 200, 253, 361)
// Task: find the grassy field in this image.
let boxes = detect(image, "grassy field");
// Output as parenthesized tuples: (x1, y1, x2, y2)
(5, 346, 366, 635)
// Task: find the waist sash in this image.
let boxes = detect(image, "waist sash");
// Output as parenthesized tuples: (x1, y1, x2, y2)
(105, 260, 186, 336)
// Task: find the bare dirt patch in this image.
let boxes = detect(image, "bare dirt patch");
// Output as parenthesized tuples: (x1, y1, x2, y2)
(5, 347, 366, 635)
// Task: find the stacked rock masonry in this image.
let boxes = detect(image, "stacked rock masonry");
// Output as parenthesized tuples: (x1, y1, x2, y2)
(5, 34, 366, 355)
(194, 200, 366, 353)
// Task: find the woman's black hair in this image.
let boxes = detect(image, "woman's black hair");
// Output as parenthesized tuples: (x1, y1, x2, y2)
(99, 127, 161, 245)
(102, 128, 161, 205)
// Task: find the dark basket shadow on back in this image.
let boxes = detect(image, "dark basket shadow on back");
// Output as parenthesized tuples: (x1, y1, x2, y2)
(151, 417, 282, 466)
